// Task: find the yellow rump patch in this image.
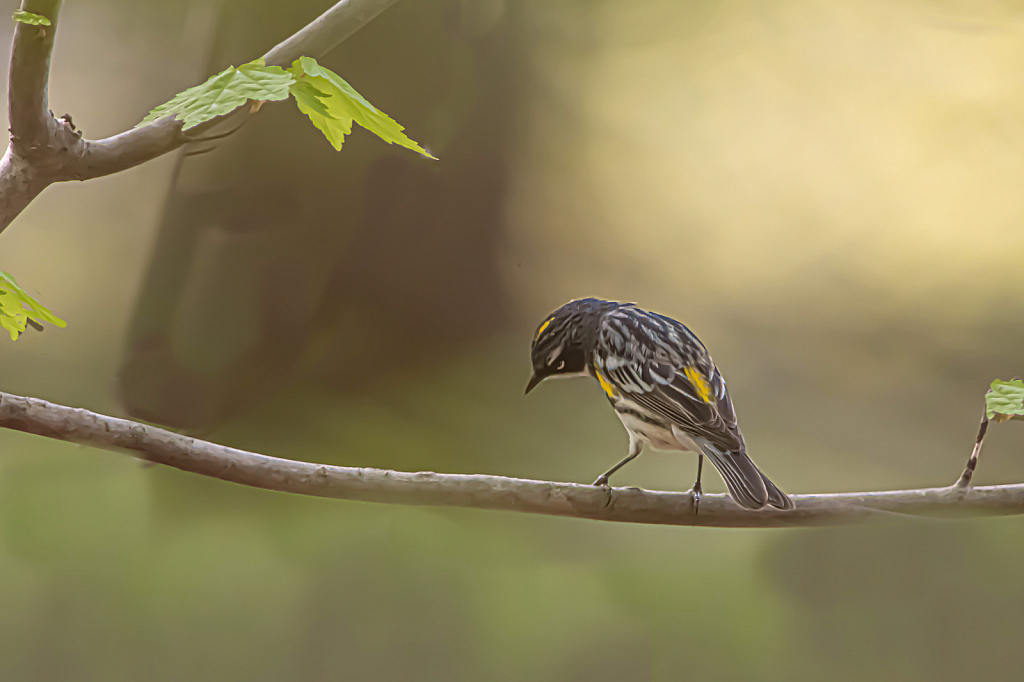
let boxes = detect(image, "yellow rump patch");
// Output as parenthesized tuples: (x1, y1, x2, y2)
(683, 366, 714, 403)
(534, 317, 553, 343)
(595, 367, 617, 399)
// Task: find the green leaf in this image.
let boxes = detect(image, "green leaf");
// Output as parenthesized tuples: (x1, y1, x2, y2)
(138, 58, 295, 131)
(985, 379, 1024, 422)
(289, 79, 332, 118)
(289, 57, 435, 158)
(0, 271, 66, 341)
(290, 77, 352, 151)
(13, 10, 51, 26)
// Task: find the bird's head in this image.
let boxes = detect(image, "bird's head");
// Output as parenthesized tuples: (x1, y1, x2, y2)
(526, 298, 617, 394)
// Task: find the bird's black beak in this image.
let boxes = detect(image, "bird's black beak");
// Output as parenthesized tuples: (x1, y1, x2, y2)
(525, 373, 543, 395)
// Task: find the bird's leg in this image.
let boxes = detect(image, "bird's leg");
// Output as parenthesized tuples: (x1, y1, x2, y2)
(690, 453, 704, 515)
(592, 437, 643, 487)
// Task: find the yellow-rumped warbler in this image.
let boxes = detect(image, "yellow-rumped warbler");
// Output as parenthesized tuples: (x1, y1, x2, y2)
(526, 298, 793, 511)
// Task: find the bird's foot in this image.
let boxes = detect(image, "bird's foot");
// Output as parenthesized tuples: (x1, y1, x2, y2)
(591, 475, 615, 508)
(690, 482, 703, 516)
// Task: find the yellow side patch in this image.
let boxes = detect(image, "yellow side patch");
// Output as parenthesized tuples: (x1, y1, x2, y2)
(595, 367, 617, 399)
(534, 317, 553, 343)
(683, 366, 714, 403)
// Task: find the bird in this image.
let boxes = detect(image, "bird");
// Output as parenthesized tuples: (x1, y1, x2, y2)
(525, 298, 793, 511)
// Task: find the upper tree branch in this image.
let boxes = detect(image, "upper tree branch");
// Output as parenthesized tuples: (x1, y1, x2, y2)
(8, 0, 61, 153)
(0, 0, 400, 233)
(1, 391, 1021, 529)
(1, 1, 64, 228)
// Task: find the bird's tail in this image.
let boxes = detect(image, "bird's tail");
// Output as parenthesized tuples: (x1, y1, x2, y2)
(701, 444, 794, 510)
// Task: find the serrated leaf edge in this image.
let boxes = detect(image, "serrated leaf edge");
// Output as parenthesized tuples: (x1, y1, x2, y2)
(289, 57, 436, 159)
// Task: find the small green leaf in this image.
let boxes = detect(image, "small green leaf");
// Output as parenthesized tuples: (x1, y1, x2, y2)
(289, 57, 435, 158)
(985, 379, 1024, 422)
(290, 77, 352, 151)
(138, 58, 295, 131)
(13, 10, 51, 26)
(0, 271, 66, 341)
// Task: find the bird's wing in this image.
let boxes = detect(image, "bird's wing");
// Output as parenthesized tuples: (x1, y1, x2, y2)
(596, 308, 744, 453)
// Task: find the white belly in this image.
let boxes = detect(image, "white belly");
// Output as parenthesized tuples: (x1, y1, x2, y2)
(613, 402, 702, 453)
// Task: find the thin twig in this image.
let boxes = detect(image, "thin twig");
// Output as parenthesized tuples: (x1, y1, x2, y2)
(957, 411, 988, 492)
(1, 391, 1023, 529)
(183, 146, 217, 158)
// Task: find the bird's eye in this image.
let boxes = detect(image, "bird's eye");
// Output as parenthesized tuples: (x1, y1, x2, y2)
(556, 360, 565, 370)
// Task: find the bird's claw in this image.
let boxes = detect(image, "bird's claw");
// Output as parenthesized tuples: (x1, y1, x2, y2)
(592, 475, 611, 487)
(690, 484, 702, 515)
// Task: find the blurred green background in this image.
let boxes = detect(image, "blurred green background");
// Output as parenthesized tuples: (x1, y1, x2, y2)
(3, 0, 1024, 679)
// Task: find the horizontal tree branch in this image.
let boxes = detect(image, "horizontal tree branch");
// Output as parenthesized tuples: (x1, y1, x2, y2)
(0, 0, 400, 233)
(1, 391, 1021, 528)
